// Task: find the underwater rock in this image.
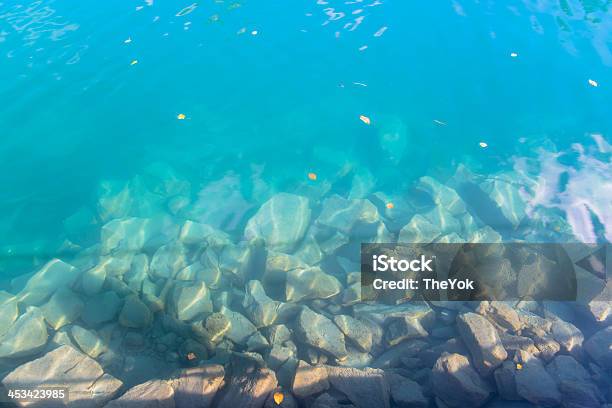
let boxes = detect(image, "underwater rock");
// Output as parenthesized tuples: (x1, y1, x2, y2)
(41, 287, 84, 330)
(219, 242, 254, 284)
(172, 365, 225, 408)
(333, 315, 372, 353)
(220, 306, 258, 345)
(546, 355, 603, 407)
(2, 345, 122, 407)
(244, 193, 311, 252)
(247, 332, 270, 351)
(82, 291, 122, 326)
(119, 295, 153, 329)
(216, 367, 278, 408)
(243, 280, 281, 327)
(384, 372, 428, 408)
(0, 297, 18, 337)
(384, 315, 428, 346)
(100, 217, 166, 255)
(285, 267, 342, 302)
(514, 350, 561, 407)
(262, 252, 307, 293)
(292, 360, 329, 399)
(587, 279, 612, 325)
(124, 253, 149, 292)
(71, 325, 106, 358)
(493, 361, 521, 401)
(267, 343, 296, 371)
(325, 366, 390, 408)
(266, 324, 293, 345)
(584, 326, 612, 369)
(423, 206, 462, 235)
(179, 220, 231, 247)
(352, 302, 435, 327)
(398, 214, 441, 243)
(18, 258, 79, 306)
(457, 312, 507, 376)
(0, 307, 48, 359)
(479, 175, 526, 229)
(150, 241, 188, 279)
(171, 281, 213, 322)
(295, 307, 347, 360)
(311, 393, 356, 408)
(204, 312, 232, 343)
(431, 352, 491, 408)
(316, 195, 381, 238)
(105, 379, 175, 408)
(550, 319, 584, 358)
(416, 176, 466, 216)
(478, 301, 521, 333)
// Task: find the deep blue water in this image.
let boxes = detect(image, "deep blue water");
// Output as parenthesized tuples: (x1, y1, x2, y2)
(0, 0, 611, 278)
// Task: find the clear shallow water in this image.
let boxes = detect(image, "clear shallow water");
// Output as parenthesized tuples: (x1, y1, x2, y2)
(0, 0, 611, 278)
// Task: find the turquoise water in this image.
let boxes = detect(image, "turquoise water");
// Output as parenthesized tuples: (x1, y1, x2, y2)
(1, 0, 611, 278)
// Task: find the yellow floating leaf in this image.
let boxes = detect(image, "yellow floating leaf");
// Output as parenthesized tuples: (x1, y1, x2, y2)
(307, 172, 317, 181)
(359, 115, 371, 125)
(479, 141, 488, 148)
(130, 59, 138, 66)
(177, 113, 186, 120)
(273, 392, 284, 405)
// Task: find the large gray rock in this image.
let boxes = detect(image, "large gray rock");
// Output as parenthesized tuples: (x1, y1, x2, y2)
(333, 315, 372, 353)
(119, 295, 153, 329)
(243, 280, 281, 327)
(493, 361, 521, 401)
(244, 193, 311, 252)
(588, 280, 612, 325)
(584, 326, 612, 369)
(179, 220, 230, 247)
(514, 350, 561, 407)
(216, 368, 277, 408)
(286, 267, 342, 302)
(171, 281, 213, 322)
(41, 287, 84, 330)
(551, 319, 584, 358)
(219, 306, 257, 345)
(2, 345, 122, 407)
(371, 340, 426, 369)
(479, 176, 526, 229)
(431, 353, 490, 408)
(546, 355, 603, 408)
(385, 372, 427, 408)
(457, 312, 507, 376)
(416, 176, 466, 216)
(18, 259, 79, 306)
(0, 296, 18, 337)
(384, 315, 428, 346)
(150, 242, 187, 279)
(291, 360, 329, 399)
(100, 217, 167, 255)
(105, 379, 175, 408)
(295, 308, 347, 360)
(82, 291, 123, 326)
(71, 325, 106, 358)
(316, 195, 381, 237)
(172, 365, 224, 408)
(352, 302, 435, 326)
(312, 393, 356, 408)
(326, 366, 390, 408)
(398, 214, 441, 243)
(0, 307, 48, 359)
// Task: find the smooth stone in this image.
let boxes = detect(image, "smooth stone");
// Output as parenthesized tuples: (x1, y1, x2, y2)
(18, 259, 79, 306)
(244, 193, 311, 252)
(220, 306, 257, 345)
(171, 281, 212, 322)
(82, 291, 123, 326)
(0, 297, 19, 337)
(584, 326, 612, 369)
(286, 267, 342, 302)
(457, 312, 507, 376)
(243, 280, 281, 328)
(179, 220, 231, 247)
(71, 325, 107, 358)
(384, 315, 428, 346)
(431, 353, 491, 408)
(41, 287, 84, 330)
(105, 379, 175, 408)
(385, 372, 428, 408)
(172, 365, 225, 408)
(398, 214, 441, 243)
(150, 242, 187, 279)
(333, 315, 372, 353)
(0, 307, 48, 359)
(416, 176, 466, 216)
(2, 345, 122, 407)
(325, 366, 390, 408)
(216, 368, 278, 408)
(292, 360, 329, 399)
(295, 307, 347, 360)
(100, 217, 167, 255)
(316, 195, 381, 237)
(514, 350, 561, 407)
(119, 295, 153, 329)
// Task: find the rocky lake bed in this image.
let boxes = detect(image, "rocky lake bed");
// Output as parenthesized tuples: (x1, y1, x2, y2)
(0, 161, 611, 408)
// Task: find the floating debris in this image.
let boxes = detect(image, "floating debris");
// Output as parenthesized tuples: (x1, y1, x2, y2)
(433, 119, 447, 126)
(124, 37, 132, 44)
(130, 59, 138, 66)
(136, 6, 144, 11)
(307, 172, 317, 181)
(516, 363, 523, 370)
(176, 3, 198, 17)
(510, 52, 518, 58)
(374, 26, 388, 37)
(186, 352, 196, 361)
(588, 79, 599, 87)
(273, 392, 284, 405)
(237, 27, 247, 35)
(208, 14, 221, 23)
(358, 45, 368, 51)
(352, 81, 368, 87)
(177, 113, 186, 120)
(479, 141, 488, 148)
(359, 115, 371, 125)
(228, 2, 242, 10)
(251, 30, 259, 36)
(386, 202, 394, 209)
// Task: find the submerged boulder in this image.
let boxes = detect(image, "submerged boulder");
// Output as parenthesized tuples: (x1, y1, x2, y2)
(119, 295, 153, 329)
(40, 287, 84, 330)
(514, 350, 561, 407)
(2, 345, 122, 407)
(0, 297, 19, 337)
(431, 353, 490, 407)
(584, 326, 612, 369)
(457, 312, 507, 376)
(243, 280, 281, 328)
(285, 267, 342, 302)
(325, 366, 390, 408)
(292, 360, 329, 399)
(172, 365, 225, 408)
(220, 306, 257, 345)
(105, 379, 175, 408)
(316, 195, 381, 237)
(244, 193, 311, 252)
(295, 307, 347, 360)
(0, 307, 48, 359)
(171, 281, 213, 322)
(216, 368, 278, 408)
(18, 259, 79, 306)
